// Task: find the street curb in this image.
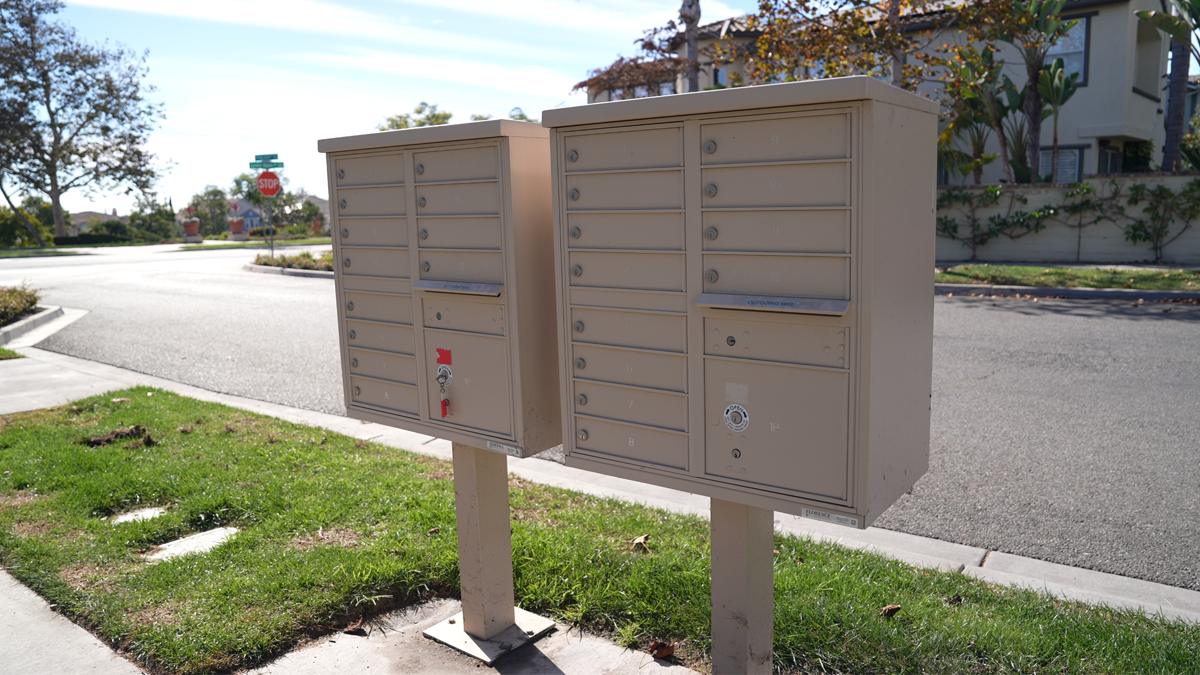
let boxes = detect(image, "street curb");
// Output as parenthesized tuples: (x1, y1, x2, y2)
(241, 263, 334, 279)
(0, 306, 64, 345)
(935, 283, 1200, 301)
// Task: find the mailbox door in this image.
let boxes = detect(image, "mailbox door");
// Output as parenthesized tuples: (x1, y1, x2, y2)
(423, 330, 512, 436)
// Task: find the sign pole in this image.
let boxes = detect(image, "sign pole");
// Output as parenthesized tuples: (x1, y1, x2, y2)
(251, 158, 283, 258)
(710, 498, 774, 675)
(267, 195, 274, 258)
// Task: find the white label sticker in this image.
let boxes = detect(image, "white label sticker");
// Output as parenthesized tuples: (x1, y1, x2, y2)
(724, 404, 749, 432)
(725, 382, 749, 405)
(486, 440, 520, 457)
(802, 508, 859, 529)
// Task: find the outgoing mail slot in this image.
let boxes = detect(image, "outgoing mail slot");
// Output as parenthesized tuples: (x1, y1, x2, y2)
(424, 330, 512, 437)
(342, 276, 411, 295)
(704, 358, 848, 500)
(568, 251, 685, 292)
(339, 218, 408, 247)
(701, 113, 850, 165)
(573, 380, 687, 432)
(574, 416, 687, 470)
(343, 291, 413, 325)
(570, 307, 686, 353)
(419, 250, 503, 285)
(571, 344, 687, 393)
(702, 210, 849, 254)
(565, 171, 682, 211)
(348, 348, 417, 385)
(342, 247, 410, 279)
(566, 212, 683, 250)
(423, 297, 505, 335)
(563, 127, 682, 171)
(703, 254, 849, 299)
(704, 317, 849, 368)
(415, 182, 499, 216)
(701, 163, 850, 209)
(350, 375, 419, 416)
(335, 154, 404, 186)
(414, 146, 498, 183)
(417, 217, 502, 250)
(338, 186, 406, 216)
(346, 319, 414, 355)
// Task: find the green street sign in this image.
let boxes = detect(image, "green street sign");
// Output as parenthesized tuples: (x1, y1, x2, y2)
(249, 161, 284, 169)
(254, 154, 278, 161)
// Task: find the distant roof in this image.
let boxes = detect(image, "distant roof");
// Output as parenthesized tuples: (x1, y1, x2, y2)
(669, 15, 758, 50)
(70, 210, 125, 226)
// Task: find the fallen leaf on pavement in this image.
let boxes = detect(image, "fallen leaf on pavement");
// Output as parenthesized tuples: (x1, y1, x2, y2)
(631, 534, 652, 553)
(648, 640, 674, 659)
(879, 604, 902, 618)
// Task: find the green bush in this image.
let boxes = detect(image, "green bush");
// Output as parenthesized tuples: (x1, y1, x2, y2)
(253, 251, 333, 271)
(0, 283, 40, 326)
(1123, 141, 1154, 173)
(52, 234, 129, 245)
(249, 225, 311, 240)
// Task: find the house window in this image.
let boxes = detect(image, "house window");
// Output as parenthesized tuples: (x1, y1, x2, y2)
(1098, 145, 1122, 174)
(1134, 18, 1163, 98)
(634, 85, 649, 98)
(611, 88, 624, 101)
(712, 67, 725, 87)
(1039, 148, 1082, 182)
(660, 81, 676, 96)
(1046, 16, 1089, 85)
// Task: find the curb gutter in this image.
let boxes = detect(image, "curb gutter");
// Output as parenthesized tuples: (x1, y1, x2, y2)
(241, 263, 334, 279)
(0, 306, 64, 345)
(935, 283, 1200, 301)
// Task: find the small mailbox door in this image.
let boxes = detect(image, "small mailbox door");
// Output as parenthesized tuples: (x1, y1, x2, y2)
(423, 330, 512, 437)
(704, 358, 849, 501)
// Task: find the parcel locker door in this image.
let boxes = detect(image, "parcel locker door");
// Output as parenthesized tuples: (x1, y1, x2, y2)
(704, 358, 849, 501)
(423, 331, 512, 437)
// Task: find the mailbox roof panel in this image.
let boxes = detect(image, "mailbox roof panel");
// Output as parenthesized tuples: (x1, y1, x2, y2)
(318, 119, 548, 154)
(542, 76, 939, 129)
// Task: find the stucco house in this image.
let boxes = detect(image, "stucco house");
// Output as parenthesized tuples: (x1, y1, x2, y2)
(582, 0, 1178, 183)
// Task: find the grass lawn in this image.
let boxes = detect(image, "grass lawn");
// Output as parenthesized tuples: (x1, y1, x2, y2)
(1, 389, 1197, 674)
(0, 249, 81, 258)
(936, 264, 1200, 291)
(0, 346, 23, 360)
(180, 238, 332, 250)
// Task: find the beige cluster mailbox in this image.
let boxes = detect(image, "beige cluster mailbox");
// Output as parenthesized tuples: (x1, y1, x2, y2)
(319, 120, 560, 457)
(543, 77, 938, 529)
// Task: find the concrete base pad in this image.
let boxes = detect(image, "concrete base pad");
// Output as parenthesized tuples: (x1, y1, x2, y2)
(229, 233, 248, 241)
(182, 234, 203, 243)
(422, 607, 555, 665)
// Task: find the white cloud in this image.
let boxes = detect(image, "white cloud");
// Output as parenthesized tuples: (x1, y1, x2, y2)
(386, 0, 746, 33)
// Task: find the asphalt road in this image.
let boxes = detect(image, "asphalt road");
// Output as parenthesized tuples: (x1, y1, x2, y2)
(3, 246, 1199, 590)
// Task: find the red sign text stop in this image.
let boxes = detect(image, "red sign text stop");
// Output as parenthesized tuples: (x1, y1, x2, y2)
(257, 171, 281, 198)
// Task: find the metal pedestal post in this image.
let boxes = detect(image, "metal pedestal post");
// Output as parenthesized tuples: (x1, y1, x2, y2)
(422, 443, 554, 664)
(710, 498, 774, 675)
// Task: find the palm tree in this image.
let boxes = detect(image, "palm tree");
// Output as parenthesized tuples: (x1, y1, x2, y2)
(1036, 58, 1080, 185)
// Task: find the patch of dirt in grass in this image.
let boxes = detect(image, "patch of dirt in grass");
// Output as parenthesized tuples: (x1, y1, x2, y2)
(130, 602, 180, 627)
(84, 425, 149, 448)
(0, 490, 42, 511)
(59, 564, 125, 592)
(291, 527, 362, 551)
(11, 519, 55, 536)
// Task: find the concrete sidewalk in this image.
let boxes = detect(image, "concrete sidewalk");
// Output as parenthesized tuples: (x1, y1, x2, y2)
(3, 309, 1199, 674)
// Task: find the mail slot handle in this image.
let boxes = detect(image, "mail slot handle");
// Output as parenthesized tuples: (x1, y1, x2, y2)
(696, 292, 849, 316)
(413, 280, 503, 296)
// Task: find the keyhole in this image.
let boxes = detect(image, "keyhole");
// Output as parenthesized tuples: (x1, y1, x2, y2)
(732, 448, 741, 458)
(436, 312, 442, 320)
(726, 336, 736, 347)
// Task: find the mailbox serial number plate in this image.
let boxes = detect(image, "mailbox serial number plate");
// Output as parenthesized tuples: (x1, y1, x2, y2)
(802, 508, 859, 528)
(486, 440, 521, 456)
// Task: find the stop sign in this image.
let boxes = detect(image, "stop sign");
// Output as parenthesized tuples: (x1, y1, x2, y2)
(257, 171, 281, 198)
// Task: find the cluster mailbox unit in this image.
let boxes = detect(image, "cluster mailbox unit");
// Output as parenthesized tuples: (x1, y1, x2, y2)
(319, 120, 560, 458)
(543, 77, 939, 531)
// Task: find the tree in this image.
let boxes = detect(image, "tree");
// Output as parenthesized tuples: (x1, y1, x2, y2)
(0, 196, 51, 247)
(126, 194, 176, 241)
(679, 0, 701, 92)
(0, 0, 162, 237)
(943, 46, 1018, 183)
(508, 107, 538, 123)
(1036, 57, 1079, 185)
(378, 102, 451, 131)
(1137, 0, 1200, 171)
(187, 186, 228, 237)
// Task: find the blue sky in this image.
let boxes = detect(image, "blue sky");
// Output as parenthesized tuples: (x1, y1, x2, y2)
(59, 0, 754, 215)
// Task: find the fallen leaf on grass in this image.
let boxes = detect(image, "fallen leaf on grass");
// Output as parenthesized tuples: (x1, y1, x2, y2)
(631, 534, 652, 553)
(944, 594, 963, 605)
(223, 423, 236, 433)
(85, 425, 146, 448)
(879, 604, 902, 618)
(110, 398, 131, 403)
(648, 640, 675, 659)
(427, 527, 440, 536)
(343, 617, 367, 636)
(177, 424, 194, 434)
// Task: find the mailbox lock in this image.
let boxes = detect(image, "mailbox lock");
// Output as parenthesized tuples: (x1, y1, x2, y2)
(572, 264, 583, 277)
(705, 140, 717, 154)
(704, 184, 718, 198)
(569, 188, 580, 201)
(416, 164, 425, 175)
(419, 229, 428, 240)
(351, 358, 359, 368)
(353, 386, 361, 396)
(344, 258, 352, 268)
(337, 169, 345, 179)
(418, 196, 427, 208)
(706, 269, 719, 284)
(574, 357, 586, 370)
(705, 227, 719, 241)
(578, 429, 589, 441)
(570, 227, 581, 239)
(436, 312, 443, 320)
(422, 261, 431, 272)
(726, 336, 736, 346)
(568, 149, 579, 162)
(731, 448, 741, 459)
(577, 394, 588, 406)
(349, 330, 356, 340)
(347, 301, 355, 312)
(341, 228, 349, 239)
(574, 320, 585, 333)
(339, 198, 347, 209)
